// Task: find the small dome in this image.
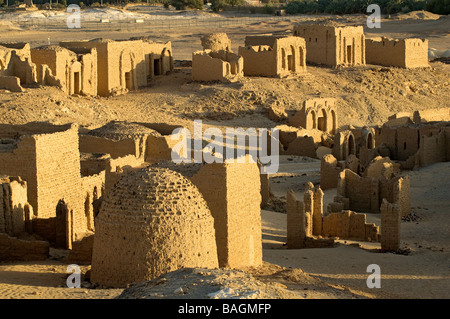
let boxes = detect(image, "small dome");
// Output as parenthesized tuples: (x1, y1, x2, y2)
(90, 167, 218, 288)
(88, 121, 161, 141)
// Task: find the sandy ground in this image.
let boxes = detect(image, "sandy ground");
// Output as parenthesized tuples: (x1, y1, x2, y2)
(0, 7, 449, 299)
(261, 157, 450, 299)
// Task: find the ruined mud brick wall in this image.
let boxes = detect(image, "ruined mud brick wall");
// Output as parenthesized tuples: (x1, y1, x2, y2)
(0, 233, 49, 261)
(81, 172, 105, 232)
(68, 232, 94, 264)
(313, 187, 323, 236)
(61, 39, 172, 96)
(337, 169, 379, 213)
(192, 50, 243, 82)
(0, 42, 37, 86)
(322, 211, 379, 241)
(104, 155, 146, 195)
(80, 153, 110, 177)
(0, 177, 33, 236)
(284, 135, 317, 158)
(239, 45, 276, 76)
(365, 37, 428, 69)
(0, 123, 86, 246)
(69, 47, 98, 96)
(378, 125, 420, 161)
(303, 187, 314, 237)
(293, 24, 365, 67)
(337, 169, 410, 216)
(363, 156, 400, 179)
(140, 39, 173, 78)
(332, 130, 356, 161)
(31, 46, 79, 94)
(380, 199, 400, 251)
(239, 36, 307, 77)
(79, 135, 143, 159)
(61, 40, 145, 96)
(0, 42, 32, 62)
(91, 168, 218, 288)
(33, 125, 86, 244)
(320, 154, 343, 189)
(286, 190, 306, 248)
(418, 127, 447, 167)
(289, 98, 337, 134)
(413, 108, 450, 123)
(189, 161, 262, 268)
(379, 123, 450, 168)
(0, 76, 24, 92)
(146, 131, 188, 163)
(350, 127, 376, 154)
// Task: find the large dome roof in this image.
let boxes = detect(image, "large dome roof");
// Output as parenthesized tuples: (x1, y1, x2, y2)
(90, 167, 218, 288)
(87, 121, 161, 141)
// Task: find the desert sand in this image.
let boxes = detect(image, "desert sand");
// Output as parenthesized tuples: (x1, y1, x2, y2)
(0, 6, 449, 299)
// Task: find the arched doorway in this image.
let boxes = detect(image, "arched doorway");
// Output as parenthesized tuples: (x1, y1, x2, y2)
(331, 110, 337, 135)
(367, 132, 374, 149)
(307, 110, 316, 130)
(120, 50, 136, 91)
(348, 134, 356, 157)
(317, 109, 328, 132)
(288, 45, 295, 71)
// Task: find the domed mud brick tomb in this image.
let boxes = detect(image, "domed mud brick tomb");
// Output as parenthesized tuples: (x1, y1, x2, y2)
(90, 167, 219, 288)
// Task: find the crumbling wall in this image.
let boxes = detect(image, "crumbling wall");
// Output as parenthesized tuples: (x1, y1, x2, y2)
(239, 45, 276, 77)
(104, 155, 145, 195)
(140, 39, 173, 80)
(146, 133, 185, 163)
(320, 154, 342, 190)
(68, 232, 94, 264)
(337, 169, 379, 213)
(0, 43, 37, 86)
(336, 169, 410, 216)
(61, 38, 170, 96)
(81, 172, 105, 232)
(31, 46, 78, 94)
(332, 130, 356, 161)
(286, 190, 306, 248)
(0, 76, 24, 92)
(239, 36, 307, 77)
(0, 123, 86, 248)
(380, 199, 400, 251)
(413, 108, 450, 123)
(192, 49, 243, 82)
(80, 153, 110, 177)
(322, 210, 379, 241)
(0, 233, 49, 261)
(0, 176, 33, 236)
(79, 134, 142, 159)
